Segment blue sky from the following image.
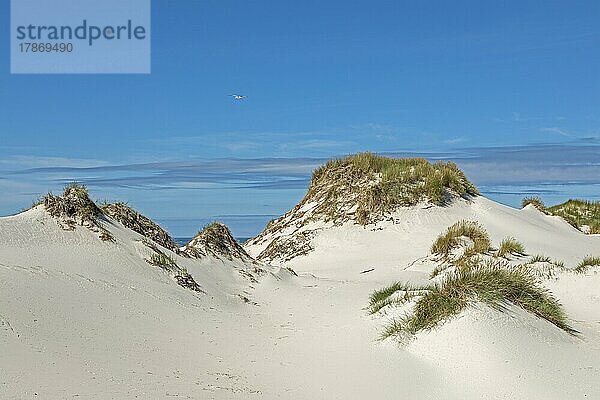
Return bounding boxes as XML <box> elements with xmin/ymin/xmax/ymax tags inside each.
<box><xmin>1</xmin><ymin>1</ymin><xmax>599</xmax><ymax>237</ymax></box>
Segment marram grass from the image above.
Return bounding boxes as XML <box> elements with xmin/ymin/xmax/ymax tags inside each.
<box><xmin>43</xmin><ymin>183</ymin><xmax>102</xmax><ymax>224</ymax></box>
<box><xmin>372</xmin><ymin>262</ymin><xmax>574</xmax><ymax>341</ymax></box>
<box><xmin>575</xmin><ymin>256</ymin><xmax>600</xmax><ymax>273</ymax></box>
<box><xmin>368</xmin><ymin>282</ymin><xmax>430</xmax><ymax>314</ymax></box>
<box><xmin>309</xmin><ymin>152</ymin><xmax>479</xmax><ymax>225</ymax></box>
<box><xmin>101</xmin><ymin>202</ymin><xmax>178</xmax><ymax>251</ymax></box>
<box><xmin>529</xmin><ymin>254</ymin><xmax>551</xmax><ymax>263</ymax></box>
<box><xmin>523</xmin><ymin>197</ymin><xmax>600</xmax><ymax>234</ymax></box>
<box><xmin>496</xmin><ymin>237</ymin><xmax>526</xmax><ymax>258</ymax></box>
<box><xmin>431</xmin><ymin>220</ymin><xmax>490</xmax><ymax>258</ymax></box>
<box><xmin>521</xmin><ymin>196</ymin><xmax>546</xmax><ymax>211</ymax></box>
<box><xmin>547</xmin><ymin>199</ymin><xmax>600</xmax><ymax>234</ymax></box>
<box><xmin>148</xmin><ymin>253</ymin><xmax>177</xmax><ymax>269</ymax></box>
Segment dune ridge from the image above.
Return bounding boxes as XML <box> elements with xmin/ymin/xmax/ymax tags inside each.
<box><xmin>1</xmin><ymin>155</ymin><xmax>599</xmax><ymax>399</ymax></box>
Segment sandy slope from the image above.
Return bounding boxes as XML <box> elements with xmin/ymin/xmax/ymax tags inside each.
<box><xmin>1</xmin><ymin>199</ymin><xmax>600</xmax><ymax>399</ymax></box>
<box><xmin>246</xmin><ymin>197</ymin><xmax>599</xmax><ymax>278</ymax></box>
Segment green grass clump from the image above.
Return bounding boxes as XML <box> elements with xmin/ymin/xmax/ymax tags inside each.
<box><xmin>496</xmin><ymin>237</ymin><xmax>526</xmax><ymax>258</ymax></box>
<box><xmin>430</xmin><ymin>255</ymin><xmax>483</xmax><ymax>278</ymax></box>
<box><xmin>522</xmin><ymin>196</ymin><xmax>546</xmax><ymax>211</ymax></box>
<box><xmin>148</xmin><ymin>253</ymin><xmax>177</xmax><ymax>269</ymax></box>
<box><xmin>370</xmin><ymin>282</ymin><xmax>410</xmax><ymax>305</ymax></box>
<box><xmin>376</xmin><ymin>263</ymin><xmax>574</xmax><ymax>340</ymax></box>
<box><xmin>431</xmin><ymin>220</ymin><xmax>490</xmax><ymax>258</ymax></box>
<box><xmin>575</xmin><ymin>256</ymin><xmax>600</xmax><ymax>273</ymax></box>
<box><xmin>309</xmin><ymin>153</ymin><xmax>479</xmax><ymax>225</ymax></box>
<box><xmin>143</xmin><ymin>243</ymin><xmax>203</xmax><ymax>293</ymax></box>
<box><xmin>368</xmin><ymin>282</ymin><xmax>429</xmax><ymax>314</ymax></box>
<box><xmin>547</xmin><ymin>199</ymin><xmax>600</xmax><ymax>234</ymax></box>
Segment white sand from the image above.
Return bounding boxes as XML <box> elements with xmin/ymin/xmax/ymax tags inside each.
<box><xmin>1</xmin><ymin>198</ymin><xmax>599</xmax><ymax>399</ymax></box>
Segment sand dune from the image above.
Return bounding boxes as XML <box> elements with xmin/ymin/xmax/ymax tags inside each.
<box><xmin>0</xmin><ymin>197</ymin><xmax>598</xmax><ymax>398</ymax></box>
<box><xmin>1</xmin><ymin>167</ymin><xmax>600</xmax><ymax>398</ymax></box>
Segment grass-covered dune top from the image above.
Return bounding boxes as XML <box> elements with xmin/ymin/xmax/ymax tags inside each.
<box><xmin>522</xmin><ymin>197</ymin><xmax>600</xmax><ymax>234</ymax></box>
<box><xmin>38</xmin><ymin>184</ymin><xmax>250</xmax><ymax>257</ymax></box>
<box><xmin>548</xmin><ymin>199</ymin><xmax>600</xmax><ymax>234</ymax></box>
<box><xmin>40</xmin><ymin>183</ymin><xmax>179</xmax><ymax>249</ymax></box>
<box><xmin>101</xmin><ymin>202</ymin><xmax>179</xmax><ymax>251</ymax></box>
<box><xmin>184</xmin><ymin>222</ymin><xmax>254</xmax><ymax>261</ymax></box>
<box><xmin>246</xmin><ymin>153</ymin><xmax>480</xmax><ymax>263</ymax></box>
<box><xmin>310</xmin><ymin>153</ymin><xmax>479</xmax><ymax>225</ymax></box>
<box><xmin>43</xmin><ymin>183</ymin><xmax>102</xmax><ymax>226</ymax></box>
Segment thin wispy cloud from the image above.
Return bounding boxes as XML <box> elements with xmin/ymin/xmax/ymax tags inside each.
<box><xmin>140</xmin><ymin>124</ymin><xmax>436</xmax><ymax>158</ymax></box>
<box><xmin>4</xmin><ymin>141</ymin><xmax>599</xmax><ymax>193</ymax></box>
<box><xmin>2</xmin><ymin>141</ymin><xmax>599</xmax><ymax>235</ymax></box>
<box><xmin>443</xmin><ymin>137</ymin><xmax>465</xmax><ymax>145</ymax></box>
<box><xmin>494</xmin><ymin>113</ymin><xmax>568</xmax><ymax>125</ymax></box>
<box><xmin>5</xmin><ymin>158</ymin><xmax>324</xmax><ymax>191</ymax></box>
<box><xmin>279</xmin><ymin>139</ymin><xmax>356</xmax><ymax>151</ymax></box>
<box><xmin>540</xmin><ymin>127</ymin><xmax>573</xmax><ymax>137</ymax></box>
<box><xmin>0</xmin><ymin>155</ymin><xmax>110</xmax><ymax>169</ymax></box>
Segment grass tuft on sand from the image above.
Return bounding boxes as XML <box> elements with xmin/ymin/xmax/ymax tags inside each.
<box><xmin>521</xmin><ymin>196</ymin><xmax>546</xmax><ymax>211</ymax></box>
<box><xmin>431</xmin><ymin>220</ymin><xmax>490</xmax><ymax>258</ymax></box>
<box><xmin>43</xmin><ymin>183</ymin><xmax>102</xmax><ymax>225</ymax></box>
<box><xmin>374</xmin><ymin>262</ymin><xmax>574</xmax><ymax>341</ymax></box>
<box><xmin>496</xmin><ymin>237</ymin><xmax>526</xmax><ymax>258</ymax></box>
<box><xmin>529</xmin><ymin>254</ymin><xmax>551</xmax><ymax>263</ymax></box>
<box><xmin>575</xmin><ymin>256</ymin><xmax>600</xmax><ymax>273</ymax></box>
<box><xmin>143</xmin><ymin>242</ymin><xmax>203</xmax><ymax>292</ymax></box>
<box><xmin>368</xmin><ymin>282</ymin><xmax>430</xmax><ymax>314</ymax></box>
<box><xmin>148</xmin><ymin>253</ymin><xmax>177</xmax><ymax>269</ymax></box>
